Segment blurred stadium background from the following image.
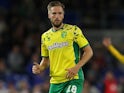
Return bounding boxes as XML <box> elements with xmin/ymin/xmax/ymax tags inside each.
<box><xmin>0</xmin><ymin>0</ymin><xmax>124</xmax><ymax>93</ymax></box>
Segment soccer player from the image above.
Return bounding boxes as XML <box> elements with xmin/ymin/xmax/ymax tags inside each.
<box><xmin>32</xmin><ymin>1</ymin><xmax>93</xmax><ymax>93</ymax></box>
<box><xmin>103</xmin><ymin>37</ymin><xmax>124</xmax><ymax>64</ymax></box>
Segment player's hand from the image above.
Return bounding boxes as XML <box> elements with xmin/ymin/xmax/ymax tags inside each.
<box><xmin>103</xmin><ymin>37</ymin><xmax>112</xmax><ymax>47</ymax></box>
<box><xmin>32</xmin><ymin>62</ymin><xmax>41</xmax><ymax>74</ymax></box>
<box><xmin>65</xmin><ymin>66</ymin><xmax>80</xmax><ymax>79</ymax></box>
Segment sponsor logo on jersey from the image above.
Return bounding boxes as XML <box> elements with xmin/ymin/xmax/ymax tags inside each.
<box><xmin>48</xmin><ymin>42</ymin><xmax>68</xmax><ymax>50</ymax></box>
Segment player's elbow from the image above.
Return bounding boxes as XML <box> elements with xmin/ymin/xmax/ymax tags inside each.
<box><xmin>87</xmin><ymin>47</ymin><xmax>93</xmax><ymax>60</ymax></box>
<box><xmin>85</xmin><ymin>45</ymin><xmax>93</xmax><ymax>58</ymax></box>
<box><xmin>89</xmin><ymin>48</ymin><xmax>93</xmax><ymax>59</ymax></box>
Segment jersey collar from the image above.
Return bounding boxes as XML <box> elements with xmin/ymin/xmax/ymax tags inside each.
<box><xmin>52</xmin><ymin>24</ymin><xmax>65</xmax><ymax>32</ymax></box>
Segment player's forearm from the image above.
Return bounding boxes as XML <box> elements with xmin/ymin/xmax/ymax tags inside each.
<box><xmin>39</xmin><ymin>57</ymin><xmax>49</xmax><ymax>71</ymax></box>
<box><xmin>108</xmin><ymin>45</ymin><xmax>124</xmax><ymax>63</ymax></box>
<box><xmin>76</xmin><ymin>46</ymin><xmax>93</xmax><ymax>68</ymax></box>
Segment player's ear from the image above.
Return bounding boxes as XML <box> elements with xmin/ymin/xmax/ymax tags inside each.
<box><xmin>48</xmin><ymin>11</ymin><xmax>51</xmax><ymax>19</ymax></box>
<box><xmin>48</xmin><ymin>10</ymin><xmax>51</xmax><ymax>19</ymax></box>
<box><xmin>48</xmin><ymin>13</ymin><xmax>50</xmax><ymax>19</ymax></box>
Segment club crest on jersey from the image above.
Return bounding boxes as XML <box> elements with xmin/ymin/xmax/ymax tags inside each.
<box><xmin>61</xmin><ymin>31</ymin><xmax>67</xmax><ymax>38</ymax></box>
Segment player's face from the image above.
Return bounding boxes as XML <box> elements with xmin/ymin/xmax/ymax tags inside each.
<box><xmin>48</xmin><ymin>6</ymin><xmax>64</xmax><ymax>28</ymax></box>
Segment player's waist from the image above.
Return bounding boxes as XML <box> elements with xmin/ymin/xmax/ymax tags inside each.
<box><xmin>50</xmin><ymin>75</ymin><xmax>79</xmax><ymax>84</ymax></box>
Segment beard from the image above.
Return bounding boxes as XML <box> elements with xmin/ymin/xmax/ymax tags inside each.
<box><xmin>51</xmin><ymin>20</ymin><xmax>63</xmax><ymax>28</ymax></box>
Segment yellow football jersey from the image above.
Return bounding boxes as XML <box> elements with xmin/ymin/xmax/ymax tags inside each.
<box><xmin>41</xmin><ymin>24</ymin><xmax>89</xmax><ymax>83</ymax></box>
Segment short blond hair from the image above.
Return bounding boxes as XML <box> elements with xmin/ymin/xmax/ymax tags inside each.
<box><xmin>47</xmin><ymin>1</ymin><xmax>65</xmax><ymax>11</ymax></box>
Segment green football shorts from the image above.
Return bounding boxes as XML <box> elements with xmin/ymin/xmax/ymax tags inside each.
<box><xmin>49</xmin><ymin>79</ymin><xmax>84</xmax><ymax>93</ymax></box>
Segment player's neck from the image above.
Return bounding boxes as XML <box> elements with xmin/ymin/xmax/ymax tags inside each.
<box><xmin>52</xmin><ymin>23</ymin><xmax>64</xmax><ymax>31</ymax></box>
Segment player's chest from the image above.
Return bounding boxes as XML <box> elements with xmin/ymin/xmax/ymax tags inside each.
<box><xmin>45</xmin><ymin>31</ymin><xmax>74</xmax><ymax>45</ymax></box>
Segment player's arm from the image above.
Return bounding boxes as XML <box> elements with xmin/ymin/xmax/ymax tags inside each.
<box><xmin>107</xmin><ymin>45</ymin><xmax>124</xmax><ymax>64</ymax></box>
<box><xmin>39</xmin><ymin>57</ymin><xmax>50</xmax><ymax>71</ymax></box>
<box><xmin>103</xmin><ymin>37</ymin><xmax>124</xmax><ymax>64</ymax></box>
<box><xmin>66</xmin><ymin>44</ymin><xmax>93</xmax><ymax>79</ymax></box>
<box><xmin>32</xmin><ymin>57</ymin><xmax>49</xmax><ymax>74</ymax></box>
<box><xmin>40</xmin><ymin>33</ymin><xmax>50</xmax><ymax>71</ymax></box>
<box><xmin>66</xmin><ymin>26</ymin><xmax>93</xmax><ymax>79</ymax></box>
<box><xmin>76</xmin><ymin>45</ymin><xmax>93</xmax><ymax>68</ymax></box>
<box><xmin>32</xmin><ymin>34</ymin><xmax>50</xmax><ymax>74</ymax></box>
<box><xmin>75</xmin><ymin>26</ymin><xmax>93</xmax><ymax>67</ymax></box>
